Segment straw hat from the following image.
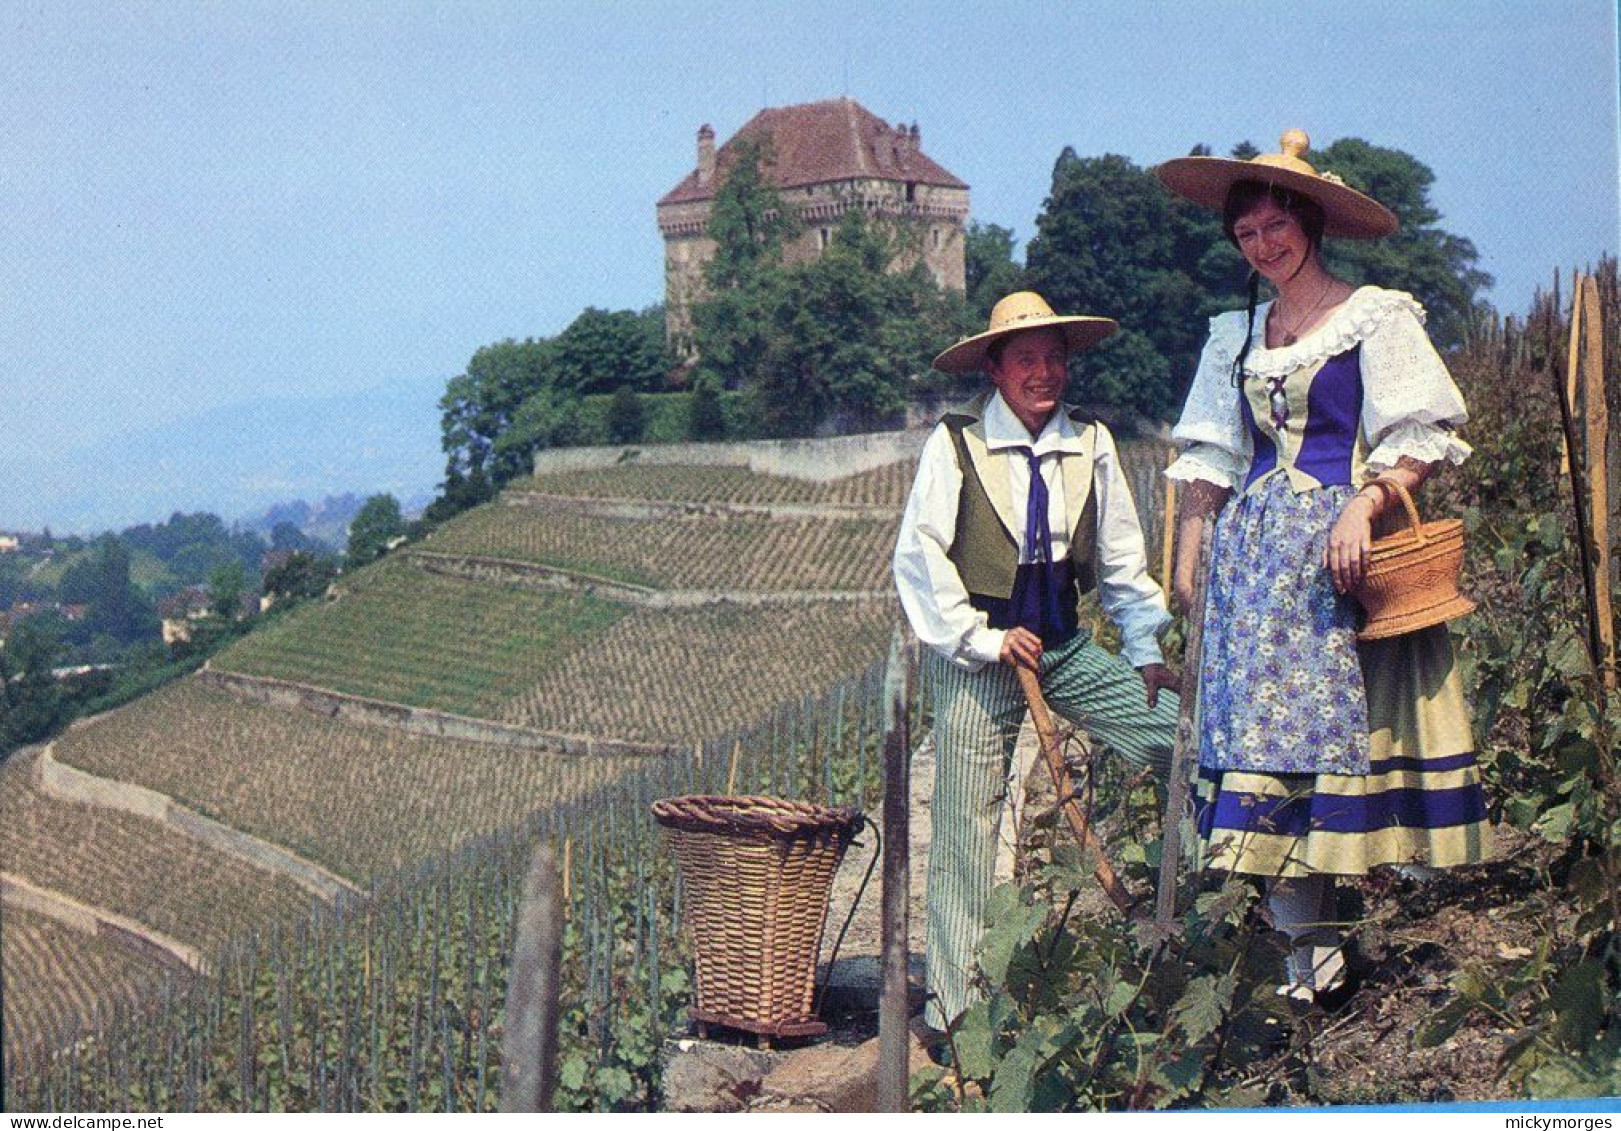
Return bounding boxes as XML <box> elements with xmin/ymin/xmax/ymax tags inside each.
<box><xmin>932</xmin><ymin>291</ymin><xmax>1117</xmax><ymax>375</ymax></box>
<box><xmin>1155</xmin><ymin>129</ymin><xmax>1398</xmax><ymax>240</ymax></box>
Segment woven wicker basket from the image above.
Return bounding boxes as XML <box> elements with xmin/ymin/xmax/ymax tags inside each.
<box><xmin>651</xmin><ymin>795</ymin><xmax>863</xmax><ymax>1045</ymax></box>
<box><xmin>1354</xmin><ymin>478</ymin><xmax>1476</xmax><ymax>641</ymax></box>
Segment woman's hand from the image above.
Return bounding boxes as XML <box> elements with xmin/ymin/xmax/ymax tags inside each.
<box><xmin>999</xmin><ymin>627</ymin><xmax>1044</xmax><ymax>672</ymax></box>
<box><xmin>1325</xmin><ymin>492</ymin><xmax>1378</xmax><ymax>594</ymax></box>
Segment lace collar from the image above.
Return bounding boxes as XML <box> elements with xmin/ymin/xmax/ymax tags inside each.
<box><xmin>1236</xmin><ymin>286</ymin><xmax>1425</xmax><ymax>379</ymax></box>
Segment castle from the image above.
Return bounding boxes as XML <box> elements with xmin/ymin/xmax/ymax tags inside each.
<box><xmin>657</xmin><ymin>97</ymin><xmax>970</xmax><ymax>352</ymax></box>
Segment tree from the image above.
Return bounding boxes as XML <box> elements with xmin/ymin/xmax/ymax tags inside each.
<box><xmin>208</xmin><ymin>560</ymin><xmax>247</xmax><ymax>621</ymax></box>
<box><xmin>439</xmin><ymin>338</ymin><xmax>558</xmax><ymax>488</ymax></box>
<box><xmin>263</xmin><ymin>551</ymin><xmax>337</xmax><ymax>603</ymax></box>
<box><xmin>0</xmin><ymin>620</ymin><xmax>66</xmax><ymax>753</ymax></box>
<box><xmin>964</xmin><ymin>221</ymin><xmax>1025</xmax><ymax>321</ymax></box>
<box><xmin>702</xmin><ymin>136</ymin><xmax>801</xmax><ymax>290</ymax></box>
<box><xmin>550</xmin><ymin>307</ymin><xmax>668</xmax><ymax>396</ymax></box>
<box><xmin>57</xmin><ymin>536</ymin><xmax>157</xmax><ymax>644</ymax></box>
<box><xmin>607</xmin><ymin>385</ymin><xmax>644</xmax><ymax>443</ymax></box>
<box><xmin>688</xmin><ymin>377</ymin><xmax>726</xmax><ymax>441</ymax></box>
<box><xmin>698</xmin><ymin>208</ymin><xmax>961</xmax><ymax>437</ymax></box>
<box><xmin>346</xmin><ymin>494</ymin><xmax>406</xmax><ymax>570</ymax></box>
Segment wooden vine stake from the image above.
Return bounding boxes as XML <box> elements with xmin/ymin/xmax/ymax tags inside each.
<box><xmin>1014</xmin><ymin>665</ymin><xmax>1134</xmax><ymax>914</ymax></box>
<box><xmin>1566</xmin><ymin>273</ymin><xmax>1615</xmax><ymax>689</ymax></box>
<box><xmin>1154</xmin><ymin>517</ymin><xmax>1213</xmax><ymax>935</ymax></box>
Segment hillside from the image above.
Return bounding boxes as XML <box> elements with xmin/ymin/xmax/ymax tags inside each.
<box><xmin>0</xmin><ymin>434</ymin><xmax>941</xmax><ymax>1069</ymax></box>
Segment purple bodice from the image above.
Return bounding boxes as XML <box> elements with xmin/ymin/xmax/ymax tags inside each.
<box><xmin>1241</xmin><ymin>345</ymin><xmax>1365</xmax><ymax>492</ymax></box>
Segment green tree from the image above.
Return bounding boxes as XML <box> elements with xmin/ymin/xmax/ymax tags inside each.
<box><xmin>964</xmin><ymin>221</ymin><xmax>1025</xmax><ymax>321</ymax></box>
<box><xmin>345</xmin><ymin>494</ymin><xmax>407</xmax><ymax>570</ymax></box>
<box><xmin>688</xmin><ymin>377</ymin><xmax>727</xmax><ymax>441</ymax></box>
<box><xmin>702</xmin><ymin>136</ymin><xmax>800</xmax><ymax>290</ymax></box>
<box><xmin>606</xmin><ymin>385</ymin><xmax>644</xmax><ymax>443</ymax></box>
<box><xmin>551</xmin><ymin>307</ymin><xmax>668</xmax><ymax>396</ymax></box>
<box><xmin>208</xmin><ymin>560</ymin><xmax>248</xmax><ymax>620</ymax></box>
<box><xmin>439</xmin><ymin>337</ymin><xmax>558</xmax><ymax>487</ymax></box>
<box><xmin>262</xmin><ymin>551</ymin><xmax>337</xmax><ymax>604</ymax></box>
<box><xmin>57</xmin><ymin>536</ymin><xmax>157</xmax><ymax>644</ymax></box>
<box><xmin>0</xmin><ymin>620</ymin><xmax>66</xmax><ymax>753</ymax></box>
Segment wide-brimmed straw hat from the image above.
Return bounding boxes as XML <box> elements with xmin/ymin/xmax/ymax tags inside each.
<box><xmin>932</xmin><ymin>291</ymin><xmax>1117</xmax><ymax>375</ymax></box>
<box><xmin>1155</xmin><ymin>129</ymin><xmax>1398</xmax><ymax>240</ymax></box>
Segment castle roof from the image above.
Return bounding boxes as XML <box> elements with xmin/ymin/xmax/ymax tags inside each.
<box><xmin>659</xmin><ymin>97</ymin><xmax>968</xmax><ymax>206</ymax></box>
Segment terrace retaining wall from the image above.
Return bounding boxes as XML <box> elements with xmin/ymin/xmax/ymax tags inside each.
<box><xmin>1</xmin><ymin>872</ymin><xmax>207</xmax><ymax>974</ymax></box>
<box><xmin>408</xmin><ymin>551</ymin><xmax>893</xmax><ymax>609</ymax></box>
<box><xmin>198</xmin><ymin>667</ymin><xmax>685</xmax><ymax>758</ymax></box>
<box><xmin>530</xmin><ymin>429</ymin><xmax>926</xmax><ymax>481</ymax></box>
<box><xmin>36</xmin><ymin>745</ymin><xmax>362</xmax><ymax>903</ymax></box>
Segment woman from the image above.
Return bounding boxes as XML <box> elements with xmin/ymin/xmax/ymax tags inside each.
<box><xmin>1155</xmin><ymin>131</ymin><xmax>1490</xmax><ymax>1003</ymax></box>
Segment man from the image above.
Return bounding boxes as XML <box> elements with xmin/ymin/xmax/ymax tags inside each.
<box><xmin>892</xmin><ymin>291</ymin><xmax>1180</xmax><ymax>1033</ymax></box>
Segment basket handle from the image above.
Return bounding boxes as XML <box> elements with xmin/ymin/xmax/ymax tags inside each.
<box><xmin>1371</xmin><ymin>477</ymin><xmax>1426</xmax><ymax>544</ymax></box>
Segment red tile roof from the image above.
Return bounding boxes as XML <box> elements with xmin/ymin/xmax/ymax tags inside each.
<box><xmin>660</xmin><ymin>97</ymin><xmax>967</xmax><ymax>206</ymax></box>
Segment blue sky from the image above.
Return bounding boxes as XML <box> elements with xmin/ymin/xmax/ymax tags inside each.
<box><xmin>2</xmin><ymin>0</ymin><xmax>1617</xmax><ymax>532</ymax></box>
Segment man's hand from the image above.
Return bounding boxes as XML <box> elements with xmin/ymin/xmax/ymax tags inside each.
<box><xmin>999</xmin><ymin>627</ymin><xmax>1043</xmax><ymax>672</ymax></box>
<box><xmin>1139</xmin><ymin>662</ymin><xmax>1179</xmax><ymax>710</ymax></box>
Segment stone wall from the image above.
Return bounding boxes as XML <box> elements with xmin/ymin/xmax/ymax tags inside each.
<box><xmin>531</xmin><ymin>428</ymin><xmax>925</xmax><ymax>481</ymax></box>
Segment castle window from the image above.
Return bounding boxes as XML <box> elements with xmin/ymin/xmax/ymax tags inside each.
<box><xmin>932</xmin><ymin>227</ymin><xmax>941</xmax><ymax>250</ymax></box>
<box><xmin>819</xmin><ymin>228</ymin><xmax>831</xmax><ymax>249</ymax></box>
<box><xmin>905</xmin><ymin>181</ymin><xmax>916</xmax><ymax>202</ymax></box>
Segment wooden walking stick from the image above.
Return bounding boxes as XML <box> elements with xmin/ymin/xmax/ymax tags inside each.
<box><xmin>1014</xmin><ymin>664</ymin><xmax>1134</xmax><ymax>915</ymax></box>
<box><xmin>1154</xmin><ymin>518</ymin><xmax>1213</xmax><ymax>935</ymax></box>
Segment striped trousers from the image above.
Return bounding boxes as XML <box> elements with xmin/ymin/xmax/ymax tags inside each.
<box><xmin>924</xmin><ymin>632</ymin><xmax>1177</xmax><ymax>1030</ymax></box>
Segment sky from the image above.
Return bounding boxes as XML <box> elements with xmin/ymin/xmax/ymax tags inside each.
<box><xmin>2</xmin><ymin>0</ymin><xmax>1617</xmax><ymax>532</ymax></box>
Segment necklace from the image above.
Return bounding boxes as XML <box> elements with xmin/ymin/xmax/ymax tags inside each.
<box><xmin>1270</xmin><ymin>279</ymin><xmax>1338</xmax><ymax>346</ymax></box>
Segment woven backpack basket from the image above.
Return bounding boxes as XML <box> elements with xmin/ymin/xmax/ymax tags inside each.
<box><xmin>651</xmin><ymin>794</ymin><xmax>863</xmax><ymax>1045</ymax></box>
<box><xmin>1354</xmin><ymin>478</ymin><xmax>1476</xmax><ymax>641</ymax></box>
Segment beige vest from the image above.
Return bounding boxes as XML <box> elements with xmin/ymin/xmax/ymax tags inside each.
<box><xmin>940</xmin><ymin>391</ymin><xmax>1099</xmax><ymax>602</ymax></box>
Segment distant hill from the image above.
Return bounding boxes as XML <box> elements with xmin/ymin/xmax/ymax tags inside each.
<box><xmin>0</xmin><ymin>379</ymin><xmax>445</xmax><ymax>535</ymax></box>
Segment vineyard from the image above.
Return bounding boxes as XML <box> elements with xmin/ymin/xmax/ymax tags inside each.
<box><xmin>5</xmin><ymin>445</ymin><xmax>934</xmax><ymax>1108</ymax></box>
<box><xmin>1</xmin><ymin>909</ymin><xmax>189</xmax><ymax>1061</ymax></box>
<box><xmin>525</xmin><ymin>461</ymin><xmax>917</xmax><ymax>507</ymax></box>
<box><xmin>496</xmin><ymin>599</ymin><xmax>897</xmax><ymax>742</ymax></box>
<box><xmin>5</xmin><ymin>656</ymin><xmax>908</xmax><ymax>1111</ymax></box>
<box><xmin>417</xmin><ymin>502</ymin><xmax>897</xmax><ymax>593</ymax></box>
<box><xmin>212</xmin><ymin>557</ymin><xmax>631</xmax><ymax>717</ymax></box>
<box><xmin>47</xmin><ymin>680</ymin><xmax>637</xmax><ymax>880</ymax></box>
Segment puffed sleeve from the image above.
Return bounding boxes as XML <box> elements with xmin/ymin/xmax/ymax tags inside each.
<box><xmin>1359</xmin><ymin>294</ymin><xmax>1472</xmax><ymax>471</ymax></box>
<box><xmin>1166</xmin><ymin>310</ymin><xmax>1252</xmax><ymax>491</ymax></box>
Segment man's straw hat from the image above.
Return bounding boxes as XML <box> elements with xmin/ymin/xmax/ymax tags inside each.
<box><xmin>932</xmin><ymin>291</ymin><xmax>1117</xmax><ymax>375</ymax></box>
<box><xmin>1155</xmin><ymin>129</ymin><xmax>1398</xmax><ymax>240</ymax></box>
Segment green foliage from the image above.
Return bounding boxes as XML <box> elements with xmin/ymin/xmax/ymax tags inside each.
<box><xmin>0</xmin><ymin>620</ymin><xmax>68</xmax><ymax>755</ymax></box>
<box><xmin>696</xmin><ymin>207</ymin><xmax>961</xmax><ymax>437</ymax></box>
<box><xmin>549</xmin><ymin>307</ymin><xmax>667</xmax><ymax>397</ymax></box>
<box><xmin>606</xmin><ymin>386</ymin><xmax>644</xmax><ymax>444</ymax></box>
<box><xmin>687</xmin><ymin>378</ymin><xmax>726</xmax><ymax>441</ymax></box>
<box><xmin>964</xmin><ymin>222</ymin><xmax>1025</xmax><ymax>322</ymax></box>
<box><xmin>262</xmin><ymin>551</ymin><xmax>338</xmax><ymax>604</ymax></box>
<box><xmin>345</xmin><ymin>495</ymin><xmax>407</xmax><ymax>570</ymax></box>
<box><xmin>914</xmin><ymin>870</ymin><xmax>1278</xmax><ymax>1112</ymax></box>
<box><xmin>701</xmin><ymin>136</ymin><xmax>801</xmax><ymax>291</ymax></box>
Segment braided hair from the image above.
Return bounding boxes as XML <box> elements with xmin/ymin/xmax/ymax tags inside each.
<box><xmin>1222</xmin><ymin>180</ymin><xmax>1327</xmax><ymax>385</ymax></box>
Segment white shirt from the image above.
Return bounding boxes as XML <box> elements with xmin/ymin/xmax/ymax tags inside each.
<box><xmin>892</xmin><ymin>392</ymin><xmax>1172</xmax><ymax>672</ymax></box>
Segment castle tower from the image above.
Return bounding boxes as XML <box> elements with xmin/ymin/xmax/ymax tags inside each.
<box><xmin>657</xmin><ymin>97</ymin><xmax>970</xmax><ymax>356</ymax></box>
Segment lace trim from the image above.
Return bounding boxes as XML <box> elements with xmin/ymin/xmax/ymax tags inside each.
<box><xmin>1365</xmin><ymin>422</ymin><xmax>1473</xmax><ymax>471</ymax></box>
<box><xmin>1166</xmin><ymin>446</ymin><xmax>1245</xmax><ymax>490</ymax></box>
<box><xmin>1235</xmin><ymin>286</ymin><xmax>1426</xmax><ymax>380</ymax></box>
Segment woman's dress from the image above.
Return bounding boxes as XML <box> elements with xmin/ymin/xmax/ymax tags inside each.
<box><xmin>1167</xmin><ymin>286</ymin><xmax>1490</xmax><ymax>877</ymax></box>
